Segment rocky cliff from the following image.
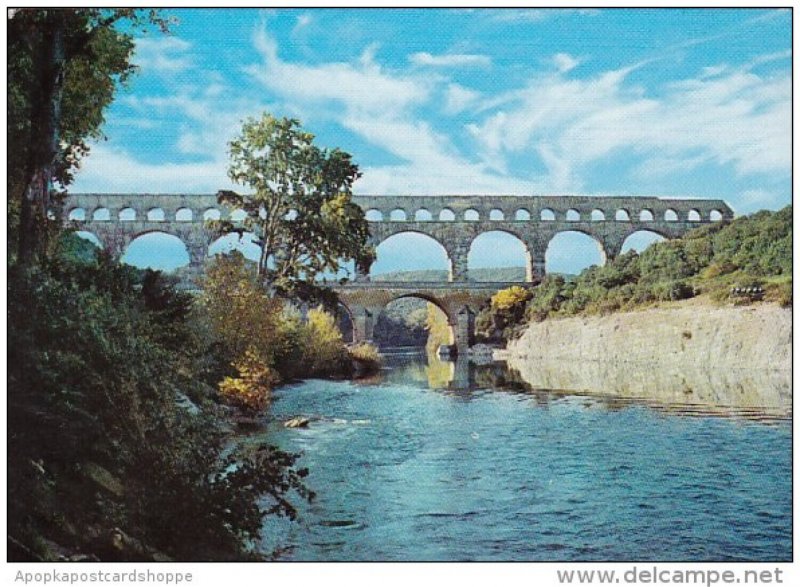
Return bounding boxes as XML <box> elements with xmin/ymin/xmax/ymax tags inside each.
<box><xmin>497</xmin><ymin>302</ymin><xmax>791</xmax><ymax>414</ymax></box>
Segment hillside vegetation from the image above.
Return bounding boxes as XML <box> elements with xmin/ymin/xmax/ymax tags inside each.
<box><xmin>480</xmin><ymin>206</ymin><xmax>792</xmax><ymax>341</ymax></box>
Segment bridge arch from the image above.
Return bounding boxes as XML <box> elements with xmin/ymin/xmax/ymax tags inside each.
<box><xmin>415</xmin><ymin>208</ymin><xmax>433</xmax><ymax>221</ymax></box>
<box><xmin>375</xmin><ymin>294</ymin><xmax>455</xmax><ymax>349</ymax></box>
<box><xmin>639</xmin><ymin>209</ymin><xmax>654</xmax><ymax>222</ymax></box>
<box><xmin>687</xmin><ymin>209</ymin><xmax>701</xmax><ymax>222</ymax></box>
<box><xmin>203</xmin><ymin>208</ymin><xmax>221</xmax><ymax>221</ymax></box>
<box><xmin>664</xmin><ymin>209</ymin><xmax>678</xmax><ymax>222</ymax></box>
<box><xmin>439</xmin><ymin>208</ymin><xmax>456</xmax><ymax>221</ymax></box>
<box><xmin>546</xmin><ymin>230</ymin><xmax>606</xmax><ymax>275</ymax></box>
<box><xmin>515</xmin><ymin>208</ymin><xmax>531</xmax><ymax>221</ymax></box>
<box><xmin>175</xmin><ymin>207</ymin><xmax>193</xmax><ymax>222</ymax></box>
<box><xmin>122</xmin><ymin>230</ymin><xmax>190</xmax><ymax>271</ymax></box>
<box><xmin>615</xmin><ymin>209</ymin><xmax>630</xmax><ymax>221</ymax></box>
<box><xmin>147</xmin><ymin>208</ymin><xmax>165</xmax><ymax>222</ymax></box>
<box><xmin>540</xmin><ymin>208</ymin><xmax>556</xmax><ymax>221</ymax></box>
<box><xmin>365</xmin><ymin>209</ymin><xmax>383</xmax><ymax>221</ymax></box>
<box><xmin>464</xmin><ymin>208</ymin><xmax>480</xmax><ymax>221</ymax></box>
<box><xmin>370</xmin><ymin>230</ymin><xmax>452</xmax><ymax>281</ymax></box>
<box><xmin>119</xmin><ymin>207</ymin><xmax>136</xmax><ymax>221</ymax></box>
<box><xmin>591</xmin><ymin>209</ymin><xmax>606</xmax><ymax>221</ymax></box>
<box><xmin>709</xmin><ymin>209</ymin><xmax>723</xmax><ymax>221</ymax></box>
<box><xmin>389</xmin><ymin>208</ymin><xmax>407</xmax><ymax>221</ymax></box>
<box><xmin>489</xmin><ymin>208</ymin><xmax>505</xmax><ymax>221</ymax></box>
<box><xmin>468</xmin><ymin>230</ymin><xmax>532</xmax><ymax>282</ymax></box>
<box><xmin>92</xmin><ymin>207</ymin><xmax>110</xmax><ymax>221</ymax></box>
<box><xmin>566</xmin><ymin>208</ymin><xmax>581</xmax><ymax>222</ymax></box>
<box><xmin>75</xmin><ymin>230</ymin><xmax>104</xmax><ymax>248</ymax></box>
<box><xmin>68</xmin><ymin>207</ymin><xmax>86</xmax><ymax>221</ymax></box>
<box><xmin>621</xmin><ymin>229</ymin><xmax>667</xmax><ymax>254</ymax></box>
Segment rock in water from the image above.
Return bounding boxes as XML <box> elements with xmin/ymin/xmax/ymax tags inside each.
<box><xmin>284</xmin><ymin>416</ymin><xmax>311</xmax><ymax>429</ymax></box>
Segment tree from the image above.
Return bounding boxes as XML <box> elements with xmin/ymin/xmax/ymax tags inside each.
<box><xmin>199</xmin><ymin>253</ymin><xmax>285</xmax><ymax>411</ymax></box>
<box><xmin>7</xmin><ymin>8</ymin><xmax>171</xmax><ymax>263</ymax></box>
<box><xmin>214</xmin><ymin>114</ymin><xmax>375</xmax><ymax>299</ymax></box>
<box><xmin>7</xmin><ymin>245</ymin><xmax>312</xmax><ymax>560</ymax></box>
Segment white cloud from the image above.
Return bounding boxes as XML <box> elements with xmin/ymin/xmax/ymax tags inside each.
<box><xmin>737</xmin><ymin>189</ymin><xmax>788</xmax><ymax>213</ymax></box>
<box><xmin>466</xmin><ymin>59</ymin><xmax>790</xmax><ymax>190</ymax></box>
<box><xmin>133</xmin><ymin>36</ymin><xmax>193</xmax><ymax>74</ymax></box>
<box><xmin>249</xmin><ymin>28</ymin><xmax>429</xmax><ymax>116</ymax></box>
<box><xmin>294</xmin><ymin>13</ymin><xmax>312</xmax><ymax>31</ymax></box>
<box><xmin>552</xmin><ymin>53</ymin><xmax>580</xmax><ymax>73</ymax></box>
<box><xmin>443</xmin><ymin>83</ymin><xmax>480</xmax><ymax>115</ymax></box>
<box><xmin>488</xmin><ymin>9</ymin><xmax>600</xmax><ymax>23</ymax></box>
<box><xmin>246</xmin><ymin>26</ymin><xmax>547</xmax><ymax>195</ymax></box>
<box><xmin>409</xmin><ymin>52</ymin><xmax>491</xmax><ymax>68</ymax></box>
<box><xmin>70</xmin><ymin>144</ymin><xmax>234</xmax><ymax>193</ymax></box>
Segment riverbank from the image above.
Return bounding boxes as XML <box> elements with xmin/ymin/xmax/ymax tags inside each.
<box><xmin>496</xmin><ymin>300</ymin><xmax>791</xmax><ymax>414</ymax></box>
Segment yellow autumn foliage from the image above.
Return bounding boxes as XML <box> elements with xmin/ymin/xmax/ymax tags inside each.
<box><xmin>490</xmin><ymin>285</ymin><xmax>532</xmax><ymax>311</ymax></box>
<box><xmin>304</xmin><ymin>306</ymin><xmax>349</xmax><ymax>375</ymax></box>
<box><xmin>424</xmin><ymin>303</ymin><xmax>452</xmax><ymax>355</ymax></box>
<box><xmin>218</xmin><ymin>347</ymin><xmax>280</xmax><ymax>411</ymax></box>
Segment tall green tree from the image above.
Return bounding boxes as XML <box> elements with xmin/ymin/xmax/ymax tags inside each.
<box><xmin>214</xmin><ymin>114</ymin><xmax>375</xmax><ymax>299</ymax></box>
<box><xmin>7</xmin><ymin>8</ymin><xmax>170</xmax><ymax>263</ymax></box>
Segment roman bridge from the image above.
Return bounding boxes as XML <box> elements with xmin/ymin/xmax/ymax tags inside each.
<box><xmin>61</xmin><ymin>193</ymin><xmax>733</xmax><ymax>353</ymax></box>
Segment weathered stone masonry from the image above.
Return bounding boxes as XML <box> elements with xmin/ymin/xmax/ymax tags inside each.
<box><xmin>62</xmin><ymin>193</ymin><xmax>733</xmax><ymax>352</ymax></box>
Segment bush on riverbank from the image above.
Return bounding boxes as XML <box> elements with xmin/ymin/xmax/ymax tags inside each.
<box><xmin>476</xmin><ymin>285</ymin><xmax>533</xmax><ymax>342</ymax></box>
<box><xmin>7</xmin><ymin>239</ymin><xmax>312</xmax><ymax>561</ymax></box>
<box><xmin>200</xmin><ymin>254</ymin><xmax>373</xmax><ymax>406</ymax></box>
<box><xmin>348</xmin><ymin>342</ymin><xmax>382</xmax><ymax>375</ymax></box>
<box><xmin>516</xmin><ymin>206</ymin><xmax>792</xmax><ymax>329</ymax></box>
<box><xmin>304</xmin><ymin>306</ymin><xmax>351</xmax><ymax>376</ymax></box>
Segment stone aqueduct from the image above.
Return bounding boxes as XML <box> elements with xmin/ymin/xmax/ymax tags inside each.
<box><xmin>62</xmin><ymin>193</ymin><xmax>733</xmax><ymax>353</ymax></box>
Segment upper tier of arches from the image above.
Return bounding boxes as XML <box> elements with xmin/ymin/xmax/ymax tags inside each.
<box><xmin>61</xmin><ymin>194</ymin><xmax>734</xmax><ymax>230</ymax></box>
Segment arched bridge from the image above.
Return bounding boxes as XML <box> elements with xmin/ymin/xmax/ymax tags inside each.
<box><xmin>61</xmin><ymin>193</ymin><xmax>733</xmax><ymax>353</ymax></box>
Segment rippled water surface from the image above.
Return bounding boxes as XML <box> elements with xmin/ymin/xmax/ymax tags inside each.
<box><xmin>254</xmin><ymin>354</ymin><xmax>791</xmax><ymax>561</ymax></box>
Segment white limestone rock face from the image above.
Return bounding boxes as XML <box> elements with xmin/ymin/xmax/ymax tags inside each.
<box><xmin>498</xmin><ymin>302</ymin><xmax>791</xmax><ymax>414</ymax></box>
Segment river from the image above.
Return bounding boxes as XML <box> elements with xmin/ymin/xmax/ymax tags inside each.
<box><xmin>250</xmin><ymin>352</ymin><xmax>791</xmax><ymax>561</ymax></box>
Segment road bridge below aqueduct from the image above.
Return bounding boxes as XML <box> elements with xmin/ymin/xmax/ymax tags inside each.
<box><xmin>61</xmin><ymin>193</ymin><xmax>733</xmax><ymax>353</ymax></box>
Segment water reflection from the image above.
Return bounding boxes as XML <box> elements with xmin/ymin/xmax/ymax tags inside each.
<box><xmin>373</xmin><ymin>350</ymin><xmax>791</xmax><ymax>422</ymax></box>
<box><xmin>504</xmin><ymin>354</ymin><xmax>792</xmax><ymax>421</ymax></box>
<box><xmin>376</xmin><ymin>350</ymin><xmax>502</xmax><ymax>392</ymax></box>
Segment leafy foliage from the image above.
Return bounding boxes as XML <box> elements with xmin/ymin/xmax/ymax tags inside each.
<box><xmin>476</xmin><ymin>286</ymin><xmax>533</xmax><ymax>342</ymax></box>
<box><xmin>511</xmin><ymin>206</ymin><xmax>792</xmax><ymax>331</ymax></box>
<box><xmin>348</xmin><ymin>343</ymin><xmax>382</xmax><ymax>369</ymax></box>
<box><xmin>7</xmin><ymin>239</ymin><xmax>311</xmax><ymax>561</ymax></box>
<box><xmin>304</xmin><ymin>307</ymin><xmax>351</xmax><ymax>376</ymax></box>
<box><xmin>211</xmin><ymin>113</ymin><xmax>374</xmax><ymax>300</ymax></box>
<box><xmin>7</xmin><ymin>8</ymin><xmax>171</xmax><ymax>261</ymax></box>
<box><xmin>200</xmin><ymin>254</ymin><xmax>361</xmax><ymax>408</ymax></box>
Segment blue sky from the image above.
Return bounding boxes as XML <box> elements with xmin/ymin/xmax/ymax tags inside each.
<box><xmin>70</xmin><ymin>8</ymin><xmax>791</xmax><ymax>274</ymax></box>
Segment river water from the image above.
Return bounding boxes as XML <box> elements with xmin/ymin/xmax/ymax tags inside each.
<box><xmin>253</xmin><ymin>352</ymin><xmax>791</xmax><ymax>561</ymax></box>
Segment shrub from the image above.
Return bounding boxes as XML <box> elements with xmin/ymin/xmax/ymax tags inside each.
<box><xmin>348</xmin><ymin>343</ymin><xmax>382</xmax><ymax>374</ymax></box>
<box><xmin>219</xmin><ymin>348</ymin><xmax>280</xmax><ymax>412</ymax></box>
<box><xmin>769</xmin><ymin>280</ymin><xmax>793</xmax><ymax>307</ymax></box>
<box><xmin>7</xmin><ymin>251</ymin><xmax>311</xmax><ymax>561</ymax></box>
<box><xmin>304</xmin><ymin>306</ymin><xmax>350</xmax><ymax>376</ymax></box>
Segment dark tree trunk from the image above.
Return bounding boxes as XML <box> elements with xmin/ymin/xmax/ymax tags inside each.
<box><xmin>18</xmin><ymin>10</ymin><xmax>66</xmax><ymax>264</ymax></box>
